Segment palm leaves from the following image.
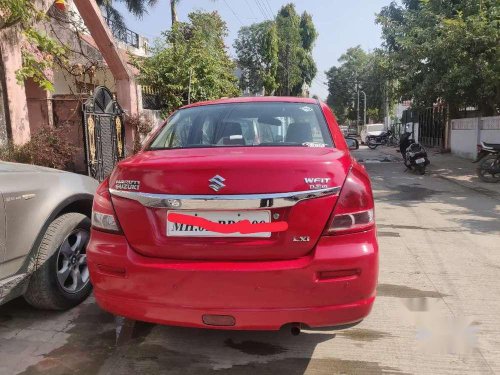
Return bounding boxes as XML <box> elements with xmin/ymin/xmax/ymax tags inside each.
<box><xmin>95</xmin><ymin>0</ymin><xmax>159</xmax><ymax>30</ymax></box>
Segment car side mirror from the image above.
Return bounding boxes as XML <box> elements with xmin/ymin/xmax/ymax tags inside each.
<box><xmin>346</xmin><ymin>137</ymin><xmax>359</xmax><ymax>150</ymax></box>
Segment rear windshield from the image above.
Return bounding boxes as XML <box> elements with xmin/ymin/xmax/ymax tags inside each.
<box><xmin>148</xmin><ymin>102</ymin><xmax>333</xmax><ymax>150</ymax></box>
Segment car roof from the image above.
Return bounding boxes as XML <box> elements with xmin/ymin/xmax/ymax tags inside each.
<box><xmin>181</xmin><ymin>96</ymin><xmax>319</xmax><ymax>110</ymax></box>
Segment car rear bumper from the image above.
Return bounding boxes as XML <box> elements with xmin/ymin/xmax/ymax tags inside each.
<box><xmin>87</xmin><ymin>229</ymin><xmax>378</xmax><ymax>330</ymax></box>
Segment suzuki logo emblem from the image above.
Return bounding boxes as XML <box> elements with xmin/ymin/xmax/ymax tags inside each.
<box><xmin>209</xmin><ymin>175</ymin><xmax>226</xmax><ymax>192</ymax></box>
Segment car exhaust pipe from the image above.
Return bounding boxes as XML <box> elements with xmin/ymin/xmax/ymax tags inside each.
<box><xmin>290</xmin><ymin>324</ymin><xmax>301</xmax><ymax>336</ymax></box>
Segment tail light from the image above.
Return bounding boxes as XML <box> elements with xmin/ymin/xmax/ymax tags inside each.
<box><xmin>323</xmin><ymin>166</ymin><xmax>374</xmax><ymax>235</ymax></box>
<box><xmin>92</xmin><ymin>179</ymin><xmax>122</xmax><ymax>233</ymax></box>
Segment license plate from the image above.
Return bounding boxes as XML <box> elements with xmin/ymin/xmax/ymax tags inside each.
<box><xmin>167</xmin><ymin>210</ymin><xmax>271</xmax><ymax>238</ymax></box>
<box><xmin>416</xmin><ymin>158</ymin><xmax>426</xmax><ymax>164</ymax></box>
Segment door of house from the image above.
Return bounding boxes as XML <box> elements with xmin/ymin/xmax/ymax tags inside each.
<box><xmin>82</xmin><ymin>86</ymin><xmax>125</xmax><ymax>181</ymax></box>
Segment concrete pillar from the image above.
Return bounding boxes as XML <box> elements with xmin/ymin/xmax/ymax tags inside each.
<box><xmin>0</xmin><ymin>27</ymin><xmax>30</xmax><ymax>145</ymax></box>
<box><xmin>116</xmin><ymin>78</ymin><xmax>138</xmax><ymax>154</ymax></box>
<box><xmin>73</xmin><ymin>0</ymin><xmax>138</xmax><ymax>155</ymax></box>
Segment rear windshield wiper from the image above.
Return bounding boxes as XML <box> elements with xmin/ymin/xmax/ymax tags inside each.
<box><xmin>148</xmin><ymin>144</ymin><xmax>216</xmax><ymax>150</ymax></box>
<box><xmin>258</xmin><ymin>142</ymin><xmax>303</xmax><ymax>146</ymax></box>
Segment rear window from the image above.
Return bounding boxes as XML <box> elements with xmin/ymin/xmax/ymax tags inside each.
<box><xmin>148</xmin><ymin>102</ymin><xmax>333</xmax><ymax>150</ymax></box>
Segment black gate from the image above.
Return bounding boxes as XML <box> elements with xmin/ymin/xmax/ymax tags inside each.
<box><xmin>401</xmin><ymin>106</ymin><xmax>447</xmax><ymax>148</ymax></box>
<box><xmin>83</xmin><ymin>86</ymin><xmax>125</xmax><ymax>181</ymax></box>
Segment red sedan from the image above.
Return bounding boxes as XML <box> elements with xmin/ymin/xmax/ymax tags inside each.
<box><xmin>87</xmin><ymin>97</ymin><xmax>378</xmax><ymax>332</ymax></box>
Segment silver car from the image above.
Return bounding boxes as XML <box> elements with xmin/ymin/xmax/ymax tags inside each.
<box><xmin>0</xmin><ymin>162</ymin><xmax>98</xmax><ymax>309</ymax></box>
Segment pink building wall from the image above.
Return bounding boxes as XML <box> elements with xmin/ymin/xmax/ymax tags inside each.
<box><xmin>1</xmin><ymin>0</ymin><xmax>138</xmax><ymax>154</ymax></box>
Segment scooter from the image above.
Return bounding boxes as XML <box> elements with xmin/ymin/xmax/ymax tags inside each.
<box><xmin>399</xmin><ymin>132</ymin><xmax>430</xmax><ymax>175</ymax></box>
<box><xmin>473</xmin><ymin>142</ymin><xmax>500</xmax><ymax>183</ymax></box>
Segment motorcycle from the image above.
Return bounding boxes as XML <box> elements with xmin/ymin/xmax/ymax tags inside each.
<box><xmin>473</xmin><ymin>142</ymin><xmax>500</xmax><ymax>183</ymax></box>
<box><xmin>366</xmin><ymin>130</ymin><xmax>393</xmax><ymax>149</ymax></box>
<box><xmin>399</xmin><ymin>132</ymin><xmax>430</xmax><ymax>175</ymax></box>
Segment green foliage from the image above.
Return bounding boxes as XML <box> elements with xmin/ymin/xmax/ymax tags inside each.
<box><xmin>326</xmin><ymin>47</ymin><xmax>389</xmax><ymax>124</ymax></box>
<box><xmin>234</xmin><ymin>21</ymin><xmax>278</xmax><ymax>95</ymax></box>
<box><xmin>234</xmin><ymin>3</ymin><xmax>318</xmax><ymax>97</ymax></box>
<box><xmin>131</xmin><ymin>11</ymin><xmax>240</xmax><ymax>115</ymax></box>
<box><xmin>377</xmin><ymin>0</ymin><xmax>499</xmax><ymax>115</ymax></box>
<box><xmin>0</xmin><ymin>0</ymin><xmax>67</xmax><ymax>92</ymax></box>
<box><xmin>96</xmin><ymin>0</ymin><xmax>160</xmax><ymax>33</ymax></box>
<box><xmin>299</xmin><ymin>11</ymin><xmax>317</xmax><ymax>52</ymax></box>
<box><xmin>0</xmin><ymin>0</ymin><xmax>40</xmax><ymax>29</ymax></box>
<box><xmin>16</xmin><ymin>28</ymin><xmax>67</xmax><ymax>91</ymax></box>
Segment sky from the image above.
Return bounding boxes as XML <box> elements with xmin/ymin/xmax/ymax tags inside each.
<box><xmin>116</xmin><ymin>0</ymin><xmax>391</xmax><ymax>100</ymax></box>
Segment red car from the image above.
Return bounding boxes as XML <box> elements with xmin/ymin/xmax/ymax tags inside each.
<box><xmin>88</xmin><ymin>97</ymin><xmax>378</xmax><ymax>332</ymax></box>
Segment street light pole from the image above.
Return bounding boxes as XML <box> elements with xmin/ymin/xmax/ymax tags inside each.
<box><xmin>360</xmin><ymin>90</ymin><xmax>367</xmax><ymax>125</ymax></box>
<box><xmin>356</xmin><ymin>84</ymin><xmax>360</xmax><ymax>129</ymax></box>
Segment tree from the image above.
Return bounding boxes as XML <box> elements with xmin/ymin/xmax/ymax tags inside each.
<box><xmin>234</xmin><ymin>3</ymin><xmax>318</xmax><ymax>97</ymax></box>
<box><xmin>275</xmin><ymin>3</ymin><xmax>300</xmax><ymax>95</ymax></box>
<box><xmin>326</xmin><ymin>47</ymin><xmax>388</xmax><ymax>124</ymax></box>
<box><xmin>131</xmin><ymin>11</ymin><xmax>239</xmax><ymax>115</ymax></box>
<box><xmin>170</xmin><ymin>0</ymin><xmax>178</xmax><ymax>25</ymax></box>
<box><xmin>377</xmin><ymin>0</ymin><xmax>499</xmax><ymax>115</ymax></box>
<box><xmin>96</xmin><ymin>0</ymin><xmax>159</xmax><ymax>31</ymax></box>
<box><xmin>234</xmin><ymin>21</ymin><xmax>278</xmax><ymax>95</ymax></box>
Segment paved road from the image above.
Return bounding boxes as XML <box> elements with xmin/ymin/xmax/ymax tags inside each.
<box><xmin>1</xmin><ymin>146</ymin><xmax>499</xmax><ymax>374</ymax></box>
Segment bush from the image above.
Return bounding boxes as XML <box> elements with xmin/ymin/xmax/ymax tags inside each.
<box><xmin>0</xmin><ymin>126</ymin><xmax>77</xmax><ymax>170</ymax></box>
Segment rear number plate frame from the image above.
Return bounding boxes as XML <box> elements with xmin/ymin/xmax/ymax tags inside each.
<box><xmin>166</xmin><ymin>210</ymin><xmax>271</xmax><ymax>238</ymax></box>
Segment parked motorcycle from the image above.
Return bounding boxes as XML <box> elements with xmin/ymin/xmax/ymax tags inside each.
<box><xmin>367</xmin><ymin>130</ymin><xmax>394</xmax><ymax>149</ymax></box>
<box><xmin>473</xmin><ymin>142</ymin><xmax>500</xmax><ymax>183</ymax></box>
<box><xmin>399</xmin><ymin>132</ymin><xmax>430</xmax><ymax>175</ymax></box>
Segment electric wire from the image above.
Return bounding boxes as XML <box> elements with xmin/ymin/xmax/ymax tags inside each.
<box><xmin>222</xmin><ymin>0</ymin><xmax>244</xmax><ymax>25</ymax></box>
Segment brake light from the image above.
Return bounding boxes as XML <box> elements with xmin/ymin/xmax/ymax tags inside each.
<box><xmin>92</xmin><ymin>179</ymin><xmax>122</xmax><ymax>233</ymax></box>
<box><xmin>323</xmin><ymin>166</ymin><xmax>374</xmax><ymax>235</ymax></box>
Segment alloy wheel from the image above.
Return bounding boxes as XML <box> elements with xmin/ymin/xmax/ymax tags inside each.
<box><xmin>56</xmin><ymin>229</ymin><xmax>90</xmax><ymax>293</ymax></box>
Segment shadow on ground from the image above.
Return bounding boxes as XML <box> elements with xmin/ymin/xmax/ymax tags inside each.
<box><xmin>0</xmin><ymin>297</ymin><xmax>407</xmax><ymax>375</ymax></box>
<box><xmin>364</xmin><ymin>163</ymin><xmax>500</xmax><ymax>235</ymax></box>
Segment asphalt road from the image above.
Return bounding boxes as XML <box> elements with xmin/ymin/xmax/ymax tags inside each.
<box><xmin>1</xmin><ymin>146</ymin><xmax>499</xmax><ymax>374</ymax></box>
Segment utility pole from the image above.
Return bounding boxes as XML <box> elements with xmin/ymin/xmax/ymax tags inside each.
<box><xmin>356</xmin><ymin>83</ymin><xmax>360</xmax><ymax>131</ymax></box>
<box><xmin>188</xmin><ymin>68</ymin><xmax>192</xmax><ymax>105</ymax></box>
<box><xmin>385</xmin><ymin>82</ymin><xmax>390</xmax><ymax>127</ymax></box>
<box><xmin>285</xmin><ymin>46</ymin><xmax>290</xmax><ymax>96</ymax></box>
<box><xmin>360</xmin><ymin>90</ymin><xmax>367</xmax><ymax>125</ymax></box>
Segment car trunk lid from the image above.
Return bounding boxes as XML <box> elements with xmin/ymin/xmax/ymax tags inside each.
<box><xmin>109</xmin><ymin>147</ymin><xmax>350</xmax><ymax>260</ymax></box>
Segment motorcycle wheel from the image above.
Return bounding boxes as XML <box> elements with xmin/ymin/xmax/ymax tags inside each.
<box><xmin>477</xmin><ymin>155</ymin><xmax>500</xmax><ymax>183</ymax></box>
<box><xmin>417</xmin><ymin>165</ymin><xmax>426</xmax><ymax>175</ymax></box>
<box><xmin>368</xmin><ymin>140</ymin><xmax>378</xmax><ymax>150</ymax></box>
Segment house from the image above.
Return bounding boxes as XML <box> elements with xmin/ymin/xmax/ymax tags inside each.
<box><xmin>0</xmin><ymin>0</ymin><xmax>162</xmax><ymax>175</ymax></box>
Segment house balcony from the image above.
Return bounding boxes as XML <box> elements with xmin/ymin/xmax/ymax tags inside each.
<box><xmin>103</xmin><ymin>17</ymin><xmax>149</xmax><ymax>56</ymax></box>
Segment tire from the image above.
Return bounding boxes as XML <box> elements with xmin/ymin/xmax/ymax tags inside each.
<box><xmin>368</xmin><ymin>140</ymin><xmax>378</xmax><ymax>150</ymax></box>
<box><xmin>24</xmin><ymin>213</ymin><xmax>92</xmax><ymax>310</ymax></box>
<box><xmin>477</xmin><ymin>155</ymin><xmax>500</xmax><ymax>183</ymax></box>
<box><xmin>417</xmin><ymin>165</ymin><xmax>426</xmax><ymax>175</ymax></box>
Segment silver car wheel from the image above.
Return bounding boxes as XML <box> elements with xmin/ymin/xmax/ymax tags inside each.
<box><xmin>56</xmin><ymin>229</ymin><xmax>90</xmax><ymax>294</ymax></box>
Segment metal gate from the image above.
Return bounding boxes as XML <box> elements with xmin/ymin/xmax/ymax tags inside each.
<box><xmin>418</xmin><ymin>106</ymin><xmax>447</xmax><ymax>148</ymax></box>
<box><xmin>401</xmin><ymin>106</ymin><xmax>447</xmax><ymax>148</ymax></box>
<box><xmin>82</xmin><ymin>86</ymin><xmax>125</xmax><ymax>181</ymax></box>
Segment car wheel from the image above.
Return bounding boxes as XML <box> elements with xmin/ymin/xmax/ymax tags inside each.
<box><xmin>24</xmin><ymin>213</ymin><xmax>92</xmax><ymax>310</ymax></box>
